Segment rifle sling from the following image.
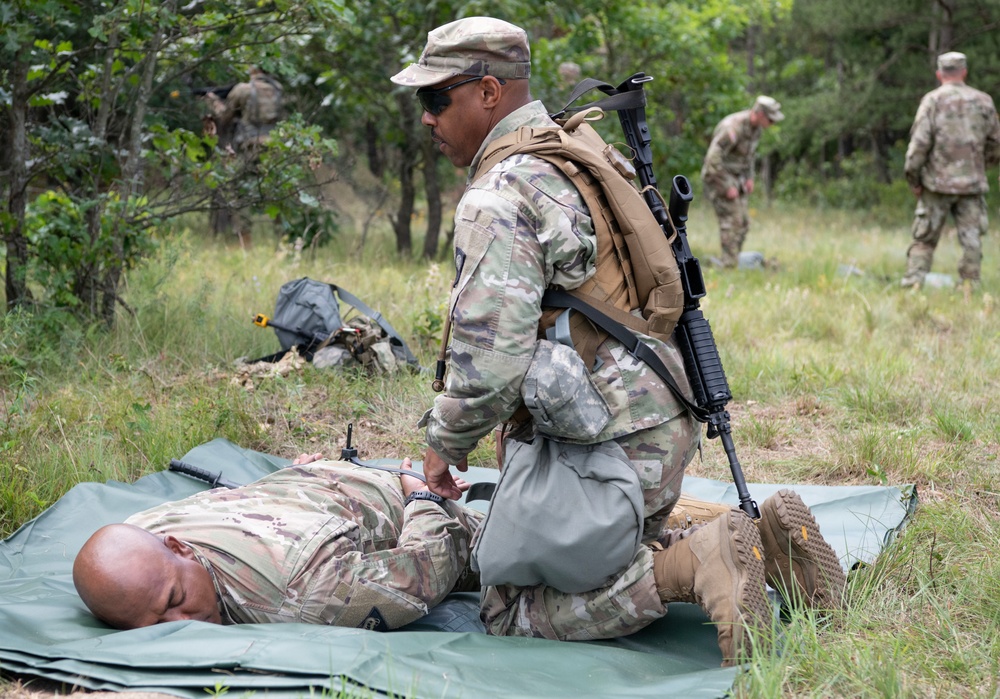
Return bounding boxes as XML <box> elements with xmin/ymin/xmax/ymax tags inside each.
<box><xmin>551</xmin><ymin>78</ymin><xmax>646</xmax><ymax>119</ymax></box>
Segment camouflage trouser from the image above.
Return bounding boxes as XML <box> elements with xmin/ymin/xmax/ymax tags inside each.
<box><xmin>480</xmin><ymin>410</ymin><xmax>701</xmax><ymax>640</ymax></box>
<box><xmin>706</xmin><ymin>187</ymin><xmax>750</xmax><ymax>267</ymax></box>
<box><xmin>903</xmin><ymin>191</ymin><xmax>988</xmax><ymax>285</ymax></box>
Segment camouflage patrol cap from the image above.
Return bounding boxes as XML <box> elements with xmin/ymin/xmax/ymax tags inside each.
<box><xmin>752</xmin><ymin>95</ymin><xmax>785</xmax><ymax>123</ymax></box>
<box><xmin>937</xmin><ymin>51</ymin><xmax>967</xmax><ymax>72</ymax></box>
<box><xmin>390</xmin><ymin>17</ymin><xmax>531</xmax><ymax>87</ymax></box>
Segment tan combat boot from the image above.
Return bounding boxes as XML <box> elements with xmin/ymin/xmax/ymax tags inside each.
<box><xmin>668</xmin><ymin>490</ymin><xmax>846</xmax><ymax>610</ymax></box>
<box><xmin>666</xmin><ymin>493</ymin><xmax>732</xmax><ymax>530</ymax></box>
<box><xmin>652</xmin><ymin>510</ymin><xmax>771</xmax><ymax>667</ymax></box>
<box><xmin>757</xmin><ymin>489</ymin><xmax>846</xmax><ymax>610</ymax></box>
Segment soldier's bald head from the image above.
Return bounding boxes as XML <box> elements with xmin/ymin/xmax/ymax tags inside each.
<box><xmin>73</xmin><ymin>523</ymin><xmax>221</xmax><ymax>629</ymax></box>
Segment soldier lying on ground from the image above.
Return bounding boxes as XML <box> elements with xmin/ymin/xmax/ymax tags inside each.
<box><xmin>73</xmin><ymin>454</ymin><xmax>481</xmax><ymax>630</ymax></box>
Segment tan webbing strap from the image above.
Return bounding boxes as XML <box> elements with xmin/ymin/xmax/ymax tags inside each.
<box><xmin>474</xmin><ymin>126</ymin><xmax>549</xmax><ymax>181</ymax></box>
<box><xmin>475</xmin><ymin>118</ymin><xmax>685</xmax><ymax>364</ymax></box>
<box><xmin>560</xmin><ymin>161</ymin><xmax>639</xmax><ymax>313</ymax></box>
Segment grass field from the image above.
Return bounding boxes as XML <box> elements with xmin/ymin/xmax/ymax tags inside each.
<box><xmin>2</xmin><ymin>197</ymin><xmax>999</xmax><ymax>697</ymax></box>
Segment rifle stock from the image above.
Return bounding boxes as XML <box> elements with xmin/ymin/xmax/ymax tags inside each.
<box><xmin>612</xmin><ymin>73</ymin><xmax>760</xmax><ymax>520</ymax></box>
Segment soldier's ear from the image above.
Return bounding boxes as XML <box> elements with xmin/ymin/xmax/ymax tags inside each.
<box><xmin>163</xmin><ymin>535</ymin><xmax>196</xmax><ymax>560</ymax></box>
<box><xmin>480</xmin><ymin>76</ymin><xmax>505</xmax><ymax>108</ymax></box>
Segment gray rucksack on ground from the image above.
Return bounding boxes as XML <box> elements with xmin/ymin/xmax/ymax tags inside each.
<box><xmin>252</xmin><ymin>277</ymin><xmax>421</xmax><ymax>373</ymax></box>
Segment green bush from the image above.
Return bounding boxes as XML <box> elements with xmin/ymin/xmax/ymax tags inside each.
<box><xmin>772</xmin><ymin>150</ymin><xmax>913</xmax><ymax>217</ymax></box>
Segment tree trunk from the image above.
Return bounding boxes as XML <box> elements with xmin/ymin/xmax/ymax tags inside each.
<box><xmin>931</xmin><ymin>0</ymin><xmax>956</xmax><ymax>57</ymax></box>
<box><xmin>871</xmin><ymin>128</ymin><xmax>892</xmax><ymax>184</ymax></box>
<box><xmin>4</xmin><ymin>55</ymin><xmax>31</xmax><ymax>311</ymax></box>
<box><xmin>421</xmin><ymin>137</ymin><xmax>442</xmax><ymax>260</ymax></box>
<box><xmin>79</xmin><ymin>29</ymin><xmax>119</xmax><ymax>313</ymax></box>
<box><xmin>760</xmin><ymin>153</ymin><xmax>773</xmax><ymax>203</ymax></box>
<box><xmin>365</xmin><ymin>119</ymin><xmax>383</xmax><ymax>178</ymax></box>
<box><xmin>98</xmin><ymin>3</ymin><xmax>172</xmax><ymax>325</ymax></box>
<box><xmin>391</xmin><ymin>92</ymin><xmax>418</xmax><ymax>257</ymax></box>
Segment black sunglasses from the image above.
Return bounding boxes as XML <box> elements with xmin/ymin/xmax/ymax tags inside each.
<box><xmin>416</xmin><ymin>76</ymin><xmax>506</xmax><ymax>116</ymax></box>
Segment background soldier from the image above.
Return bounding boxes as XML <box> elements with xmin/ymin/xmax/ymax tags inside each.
<box><xmin>206</xmin><ymin>65</ymin><xmax>284</xmax><ymax>151</ymax></box>
<box><xmin>701</xmin><ymin>95</ymin><xmax>784</xmax><ymax>268</ymax></box>
<box><xmin>204</xmin><ymin>66</ymin><xmax>284</xmax><ymax>247</ymax></box>
<box><xmin>902</xmin><ymin>51</ymin><xmax>1000</xmax><ymax>290</ymax></box>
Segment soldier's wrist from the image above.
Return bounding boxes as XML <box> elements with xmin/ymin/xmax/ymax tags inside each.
<box><xmin>404</xmin><ymin>490</ymin><xmax>446</xmax><ymax>508</ymax></box>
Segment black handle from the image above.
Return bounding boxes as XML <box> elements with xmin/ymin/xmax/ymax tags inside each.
<box><xmin>168</xmin><ymin>459</ymin><xmax>242</xmax><ymax>489</ymax></box>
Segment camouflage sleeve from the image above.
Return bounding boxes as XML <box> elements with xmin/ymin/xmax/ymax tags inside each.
<box><xmin>905</xmin><ymin>95</ymin><xmax>934</xmax><ymax>188</ymax></box>
<box><xmin>424</xmin><ymin>156</ymin><xmax>596</xmax><ymax>463</ymax></box>
<box><xmin>292</xmin><ymin>499</ymin><xmax>478</xmax><ymax>629</ymax></box>
<box><xmin>984</xmin><ymin>97</ymin><xmax>1000</xmax><ymax>168</ymax></box>
<box><xmin>701</xmin><ymin>124</ymin><xmax>739</xmax><ymax>192</ymax></box>
<box><xmin>216</xmin><ymin>82</ymin><xmax>249</xmax><ymax>128</ymax></box>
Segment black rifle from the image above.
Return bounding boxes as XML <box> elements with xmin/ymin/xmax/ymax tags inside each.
<box><xmin>191</xmin><ymin>84</ymin><xmax>235</xmax><ymax>100</ymax></box>
<box><xmin>582</xmin><ymin>73</ymin><xmax>760</xmax><ymax>520</ymax></box>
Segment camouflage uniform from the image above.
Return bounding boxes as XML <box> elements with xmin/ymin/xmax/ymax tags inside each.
<box><xmin>209</xmin><ymin>71</ymin><xmax>284</xmax><ymax>244</ymax></box>
<box><xmin>903</xmin><ymin>63</ymin><xmax>1000</xmax><ymax>285</ymax></box>
<box><xmin>700</xmin><ymin>110</ymin><xmax>761</xmax><ymax>268</ymax></box>
<box><xmin>218</xmin><ymin>73</ymin><xmax>284</xmax><ymax>149</ymax></box>
<box><xmin>421</xmin><ymin>100</ymin><xmax>700</xmax><ymax>639</ymax></box>
<box><xmin>126</xmin><ymin>461</ymin><xmax>481</xmax><ymax>630</ymax></box>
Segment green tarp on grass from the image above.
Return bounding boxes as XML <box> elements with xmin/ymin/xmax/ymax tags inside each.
<box><xmin>0</xmin><ymin>438</ymin><xmax>916</xmax><ymax>698</ymax></box>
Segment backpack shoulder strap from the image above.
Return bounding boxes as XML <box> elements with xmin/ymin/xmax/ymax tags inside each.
<box><xmin>475</xmin><ymin>124</ymin><xmax>564</xmax><ymax>180</ymax></box>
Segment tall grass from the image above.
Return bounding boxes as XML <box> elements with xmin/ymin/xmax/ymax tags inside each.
<box><xmin>2</xmin><ymin>198</ymin><xmax>1000</xmax><ymax>696</ymax></box>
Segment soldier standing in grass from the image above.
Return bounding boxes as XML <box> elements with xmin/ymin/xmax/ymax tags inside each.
<box><xmin>902</xmin><ymin>51</ymin><xmax>1000</xmax><ymax>290</ymax></box>
<box><xmin>393</xmin><ymin>17</ymin><xmax>843</xmax><ymax>666</ymax></box>
<box><xmin>701</xmin><ymin>96</ymin><xmax>784</xmax><ymax>268</ymax></box>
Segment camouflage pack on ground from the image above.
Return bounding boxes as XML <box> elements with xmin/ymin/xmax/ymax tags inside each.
<box><xmin>252</xmin><ymin>278</ymin><xmax>421</xmax><ymax>375</ymax></box>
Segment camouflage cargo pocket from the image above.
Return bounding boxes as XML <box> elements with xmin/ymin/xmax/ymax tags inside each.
<box><xmin>520</xmin><ymin>340</ymin><xmax>611</xmax><ymax>441</ymax></box>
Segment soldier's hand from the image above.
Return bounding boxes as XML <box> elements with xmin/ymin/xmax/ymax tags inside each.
<box><xmin>744</xmin><ymin>178</ymin><xmax>755</xmax><ymax>195</ymax></box>
<box><xmin>292</xmin><ymin>452</ymin><xmax>324</xmax><ymax>465</ymax></box>
<box><xmin>400</xmin><ymin>456</ymin><xmax>470</xmax><ymax>499</ymax></box>
<box><xmin>725</xmin><ymin>186</ymin><xmax>739</xmax><ymax>200</ymax></box>
<box><xmin>421</xmin><ymin>447</ymin><xmax>468</xmax><ymax>500</ymax></box>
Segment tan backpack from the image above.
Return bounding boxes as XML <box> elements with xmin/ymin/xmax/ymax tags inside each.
<box><xmin>475</xmin><ymin>109</ymin><xmax>683</xmax><ymax>367</ymax></box>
